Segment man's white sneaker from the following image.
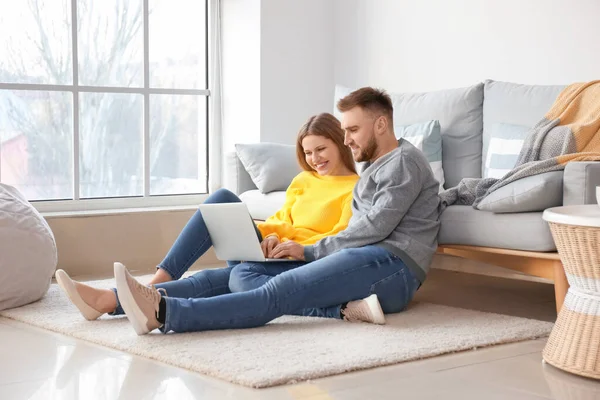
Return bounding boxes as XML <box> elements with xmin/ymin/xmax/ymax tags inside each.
<box><xmin>342</xmin><ymin>294</ymin><xmax>386</xmax><ymax>325</ymax></box>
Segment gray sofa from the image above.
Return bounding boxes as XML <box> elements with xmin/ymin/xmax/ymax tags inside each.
<box><xmin>224</xmin><ymin>80</ymin><xmax>600</xmax><ymax>311</ymax></box>
<box><xmin>223</xmin><ymin>80</ymin><xmax>600</xmax><ymax>309</ymax></box>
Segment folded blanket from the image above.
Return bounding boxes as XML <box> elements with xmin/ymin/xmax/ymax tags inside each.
<box><xmin>440</xmin><ymin>80</ymin><xmax>600</xmax><ymax>209</ymax></box>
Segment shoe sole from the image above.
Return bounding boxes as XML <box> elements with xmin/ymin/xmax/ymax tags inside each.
<box><xmin>365</xmin><ymin>294</ymin><xmax>386</xmax><ymax>325</ymax></box>
<box><xmin>114</xmin><ymin>262</ymin><xmax>151</xmax><ymax>335</ymax></box>
<box><xmin>55</xmin><ymin>269</ymin><xmax>103</xmax><ymax>321</ymax></box>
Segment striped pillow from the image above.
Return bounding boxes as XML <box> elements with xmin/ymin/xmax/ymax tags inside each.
<box><xmin>484</xmin><ymin>123</ymin><xmax>530</xmax><ymax>179</ymax></box>
<box><xmin>395</xmin><ymin>120</ymin><xmax>445</xmax><ymax>192</ymax></box>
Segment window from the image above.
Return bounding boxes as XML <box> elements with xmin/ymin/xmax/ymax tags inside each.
<box><xmin>0</xmin><ymin>0</ymin><xmax>209</xmax><ymax>210</ymax></box>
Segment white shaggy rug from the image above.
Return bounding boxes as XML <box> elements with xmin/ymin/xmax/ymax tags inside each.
<box><xmin>0</xmin><ymin>274</ymin><xmax>554</xmax><ymax>388</ymax></box>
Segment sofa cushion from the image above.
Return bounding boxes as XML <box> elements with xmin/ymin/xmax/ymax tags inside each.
<box><xmin>439</xmin><ymin>205</ymin><xmax>556</xmax><ymax>251</ymax></box>
<box><xmin>484</xmin><ymin>123</ymin><xmax>530</xmax><ymax>179</ymax></box>
<box><xmin>335</xmin><ymin>84</ymin><xmax>483</xmax><ymax>189</ymax></box>
<box><xmin>235</xmin><ymin>143</ymin><xmax>301</xmax><ymax>194</ymax></box>
<box><xmin>396</xmin><ymin>120</ymin><xmax>444</xmax><ymax>192</ymax></box>
<box><xmin>482</xmin><ymin>80</ymin><xmax>565</xmax><ymax>176</ymax></box>
<box><xmin>240</xmin><ymin>190</ymin><xmax>559</xmax><ymax>251</ymax></box>
<box><xmin>477</xmin><ymin>171</ymin><xmax>564</xmax><ymax>213</ymax></box>
<box><xmin>239</xmin><ymin>190</ymin><xmax>286</xmax><ymax>221</ymax></box>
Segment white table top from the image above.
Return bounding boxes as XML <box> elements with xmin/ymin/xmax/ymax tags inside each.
<box><xmin>543</xmin><ymin>204</ymin><xmax>600</xmax><ymax>227</ymax></box>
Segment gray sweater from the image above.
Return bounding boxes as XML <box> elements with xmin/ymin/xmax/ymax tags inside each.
<box><xmin>304</xmin><ymin>139</ymin><xmax>441</xmax><ymax>283</ymax></box>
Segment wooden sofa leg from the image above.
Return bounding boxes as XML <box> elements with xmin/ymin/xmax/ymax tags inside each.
<box><xmin>553</xmin><ymin>260</ymin><xmax>569</xmax><ymax>314</ymax></box>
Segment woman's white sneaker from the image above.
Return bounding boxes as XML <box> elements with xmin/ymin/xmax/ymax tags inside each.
<box><xmin>55</xmin><ymin>269</ymin><xmax>104</xmax><ymax>321</ymax></box>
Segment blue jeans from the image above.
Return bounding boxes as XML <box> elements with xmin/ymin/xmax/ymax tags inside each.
<box><xmin>228</xmin><ymin>261</ymin><xmax>342</xmax><ymax>318</ymax></box>
<box><xmin>111</xmin><ymin>188</ymin><xmax>343</xmax><ymax>318</ymax></box>
<box><xmin>161</xmin><ymin>245</ymin><xmax>421</xmax><ymax>333</ymax></box>
<box><xmin>111</xmin><ymin>188</ymin><xmax>246</xmax><ymax>315</ymax></box>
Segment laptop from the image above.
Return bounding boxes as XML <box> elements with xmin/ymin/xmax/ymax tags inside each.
<box><xmin>197</xmin><ymin>203</ymin><xmax>298</xmax><ymax>262</ymax></box>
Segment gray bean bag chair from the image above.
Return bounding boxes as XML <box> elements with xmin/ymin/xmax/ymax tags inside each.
<box><xmin>0</xmin><ymin>183</ymin><xmax>57</xmax><ymax>310</ymax></box>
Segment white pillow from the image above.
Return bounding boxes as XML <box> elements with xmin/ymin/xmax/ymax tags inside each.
<box><xmin>396</xmin><ymin>120</ymin><xmax>445</xmax><ymax>192</ymax></box>
<box><xmin>0</xmin><ymin>183</ymin><xmax>57</xmax><ymax>310</ymax></box>
<box><xmin>484</xmin><ymin>123</ymin><xmax>530</xmax><ymax>179</ymax></box>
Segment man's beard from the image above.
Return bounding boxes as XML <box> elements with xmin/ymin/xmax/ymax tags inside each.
<box><xmin>355</xmin><ymin>135</ymin><xmax>378</xmax><ymax>163</ymax></box>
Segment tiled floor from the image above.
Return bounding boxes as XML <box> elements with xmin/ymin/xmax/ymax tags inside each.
<box><xmin>2</xmin><ymin>268</ymin><xmax>598</xmax><ymax>400</ymax></box>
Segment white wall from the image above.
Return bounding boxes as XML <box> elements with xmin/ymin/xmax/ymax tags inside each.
<box><xmin>221</xmin><ymin>0</ymin><xmax>261</xmax><ymax>151</ymax></box>
<box><xmin>260</xmin><ymin>0</ymin><xmax>335</xmax><ymax>144</ymax></box>
<box><xmin>334</xmin><ymin>0</ymin><xmax>600</xmax><ymax>93</ymax></box>
<box><xmin>221</xmin><ymin>0</ymin><xmax>335</xmax><ymax>151</ymax></box>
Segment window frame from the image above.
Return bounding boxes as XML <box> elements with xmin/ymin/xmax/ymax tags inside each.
<box><xmin>0</xmin><ymin>0</ymin><xmax>211</xmax><ymax>213</ymax></box>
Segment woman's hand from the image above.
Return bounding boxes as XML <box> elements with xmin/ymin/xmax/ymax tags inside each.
<box><xmin>261</xmin><ymin>236</ymin><xmax>280</xmax><ymax>258</ymax></box>
<box><xmin>271</xmin><ymin>241</ymin><xmax>305</xmax><ymax>261</ymax></box>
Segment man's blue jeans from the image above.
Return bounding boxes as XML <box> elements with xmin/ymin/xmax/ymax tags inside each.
<box><xmin>160</xmin><ymin>245</ymin><xmax>421</xmax><ymax>333</ymax></box>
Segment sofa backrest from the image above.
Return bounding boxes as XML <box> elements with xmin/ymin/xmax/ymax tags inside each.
<box><xmin>227</xmin><ymin>81</ymin><xmax>572</xmax><ymax>195</ymax></box>
<box><xmin>482</xmin><ymin>80</ymin><xmax>565</xmax><ymax>176</ymax></box>
<box><xmin>335</xmin><ymin>84</ymin><xmax>484</xmax><ymax>189</ymax></box>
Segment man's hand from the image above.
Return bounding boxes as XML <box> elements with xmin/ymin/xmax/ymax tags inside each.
<box><xmin>270</xmin><ymin>241</ymin><xmax>305</xmax><ymax>261</ymax></box>
<box><xmin>261</xmin><ymin>236</ymin><xmax>280</xmax><ymax>258</ymax></box>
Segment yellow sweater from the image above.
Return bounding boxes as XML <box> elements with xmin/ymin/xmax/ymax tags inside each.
<box><xmin>257</xmin><ymin>171</ymin><xmax>359</xmax><ymax>245</ymax></box>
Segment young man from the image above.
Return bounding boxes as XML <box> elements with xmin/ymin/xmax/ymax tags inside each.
<box><xmin>115</xmin><ymin>87</ymin><xmax>441</xmax><ymax>335</ymax></box>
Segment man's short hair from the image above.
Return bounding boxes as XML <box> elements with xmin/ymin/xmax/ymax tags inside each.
<box><xmin>336</xmin><ymin>87</ymin><xmax>393</xmax><ymax>125</ymax></box>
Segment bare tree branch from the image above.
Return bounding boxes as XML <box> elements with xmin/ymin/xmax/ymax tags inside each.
<box><xmin>28</xmin><ymin>0</ymin><xmax>65</xmax><ymax>83</ymax></box>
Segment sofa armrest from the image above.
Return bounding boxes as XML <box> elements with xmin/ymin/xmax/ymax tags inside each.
<box><xmin>223</xmin><ymin>151</ymin><xmax>257</xmax><ymax>195</ymax></box>
<box><xmin>563</xmin><ymin>161</ymin><xmax>600</xmax><ymax>205</ymax></box>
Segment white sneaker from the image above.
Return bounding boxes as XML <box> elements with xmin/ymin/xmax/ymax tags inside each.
<box><xmin>342</xmin><ymin>294</ymin><xmax>386</xmax><ymax>325</ymax></box>
<box><xmin>55</xmin><ymin>269</ymin><xmax>103</xmax><ymax>321</ymax></box>
<box><xmin>114</xmin><ymin>262</ymin><xmax>163</xmax><ymax>335</ymax></box>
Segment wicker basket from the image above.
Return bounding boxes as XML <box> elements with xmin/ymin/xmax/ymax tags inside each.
<box><xmin>542</xmin><ymin>222</ymin><xmax>600</xmax><ymax>380</ymax></box>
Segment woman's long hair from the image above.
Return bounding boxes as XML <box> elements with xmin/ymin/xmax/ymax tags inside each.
<box><xmin>296</xmin><ymin>113</ymin><xmax>356</xmax><ymax>174</ymax></box>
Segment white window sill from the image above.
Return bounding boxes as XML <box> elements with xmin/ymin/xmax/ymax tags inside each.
<box><xmin>33</xmin><ymin>193</ymin><xmax>210</xmax><ymax>218</ymax></box>
<box><xmin>41</xmin><ymin>204</ymin><xmax>201</xmax><ymax>219</ymax></box>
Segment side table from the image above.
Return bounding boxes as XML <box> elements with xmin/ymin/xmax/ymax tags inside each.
<box><xmin>542</xmin><ymin>205</ymin><xmax>600</xmax><ymax>379</ymax></box>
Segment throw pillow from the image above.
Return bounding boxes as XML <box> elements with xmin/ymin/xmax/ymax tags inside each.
<box><xmin>396</xmin><ymin>120</ymin><xmax>445</xmax><ymax>192</ymax></box>
<box><xmin>235</xmin><ymin>143</ymin><xmax>301</xmax><ymax>194</ymax></box>
<box><xmin>476</xmin><ymin>171</ymin><xmax>564</xmax><ymax>213</ymax></box>
<box><xmin>484</xmin><ymin>123</ymin><xmax>530</xmax><ymax>179</ymax></box>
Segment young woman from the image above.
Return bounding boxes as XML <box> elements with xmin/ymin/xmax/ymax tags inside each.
<box><xmin>56</xmin><ymin>113</ymin><xmax>382</xmax><ymax>325</ymax></box>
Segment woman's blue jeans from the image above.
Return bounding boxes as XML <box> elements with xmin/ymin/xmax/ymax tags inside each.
<box><xmin>111</xmin><ymin>188</ymin><xmax>243</xmax><ymax>315</ymax></box>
